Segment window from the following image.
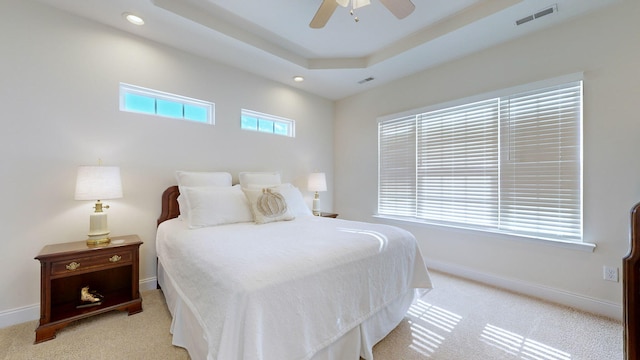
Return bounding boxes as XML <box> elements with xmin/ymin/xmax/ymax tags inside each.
<box><xmin>241</xmin><ymin>109</ymin><xmax>295</xmax><ymax>137</ymax></box>
<box><xmin>119</xmin><ymin>83</ymin><xmax>214</xmax><ymax>124</ymax></box>
<box><xmin>378</xmin><ymin>78</ymin><xmax>583</xmax><ymax>242</ymax></box>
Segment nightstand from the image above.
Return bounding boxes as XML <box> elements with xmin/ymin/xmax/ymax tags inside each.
<box><xmin>34</xmin><ymin>234</ymin><xmax>143</xmax><ymax>343</ymax></box>
<box><xmin>320</xmin><ymin>212</ymin><xmax>338</xmax><ymax>218</ymax></box>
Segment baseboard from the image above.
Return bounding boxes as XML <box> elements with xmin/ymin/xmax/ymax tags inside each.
<box><xmin>0</xmin><ymin>304</ymin><xmax>39</xmax><ymax>330</ymax></box>
<box><xmin>0</xmin><ymin>277</ymin><xmax>158</xmax><ymax>329</ymax></box>
<box><xmin>140</xmin><ymin>276</ymin><xmax>159</xmax><ymax>292</ymax></box>
<box><xmin>426</xmin><ymin>258</ymin><xmax>623</xmax><ymax>321</ymax></box>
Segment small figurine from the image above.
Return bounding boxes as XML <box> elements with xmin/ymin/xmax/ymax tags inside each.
<box><xmin>78</xmin><ymin>286</ymin><xmax>103</xmax><ymax>308</ymax></box>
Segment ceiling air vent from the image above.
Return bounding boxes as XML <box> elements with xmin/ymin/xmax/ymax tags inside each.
<box><xmin>358</xmin><ymin>77</ymin><xmax>375</xmax><ymax>85</ymax></box>
<box><xmin>515</xmin><ymin>4</ymin><xmax>557</xmax><ymax>26</ymax></box>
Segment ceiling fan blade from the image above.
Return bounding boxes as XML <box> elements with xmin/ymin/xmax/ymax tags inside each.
<box><xmin>310</xmin><ymin>0</ymin><xmax>339</xmax><ymax>28</ymax></box>
<box><xmin>336</xmin><ymin>0</ymin><xmax>349</xmax><ymax>7</ymax></box>
<box><xmin>379</xmin><ymin>0</ymin><xmax>415</xmax><ymax>19</ymax></box>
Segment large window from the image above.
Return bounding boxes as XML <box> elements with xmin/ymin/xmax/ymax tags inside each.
<box><xmin>119</xmin><ymin>83</ymin><xmax>214</xmax><ymax>124</ymax></box>
<box><xmin>378</xmin><ymin>78</ymin><xmax>583</xmax><ymax>243</ymax></box>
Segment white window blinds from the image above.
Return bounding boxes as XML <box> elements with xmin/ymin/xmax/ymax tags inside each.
<box><xmin>378</xmin><ymin>80</ymin><xmax>582</xmax><ymax>242</ymax></box>
<box><xmin>417</xmin><ymin>99</ymin><xmax>500</xmax><ymax>228</ymax></box>
<box><xmin>378</xmin><ymin>116</ymin><xmax>416</xmax><ymax>216</ymax></box>
<box><xmin>499</xmin><ymin>82</ymin><xmax>582</xmax><ymax>240</ymax></box>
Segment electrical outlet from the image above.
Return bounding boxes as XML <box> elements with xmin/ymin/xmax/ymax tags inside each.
<box><xmin>603</xmin><ymin>266</ymin><xmax>619</xmax><ymax>282</ymax></box>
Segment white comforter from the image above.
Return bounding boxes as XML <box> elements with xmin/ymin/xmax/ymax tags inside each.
<box><xmin>156</xmin><ymin>216</ymin><xmax>432</xmax><ymax>360</ymax></box>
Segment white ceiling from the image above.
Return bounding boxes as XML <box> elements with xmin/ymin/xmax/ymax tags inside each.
<box><xmin>35</xmin><ymin>0</ymin><xmax>619</xmax><ymax>100</ymax></box>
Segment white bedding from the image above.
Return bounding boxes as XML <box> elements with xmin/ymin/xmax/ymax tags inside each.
<box><xmin>156</xmin><ymin>216</ymin><xmax>432</xmax><ymax>360</ymax></box>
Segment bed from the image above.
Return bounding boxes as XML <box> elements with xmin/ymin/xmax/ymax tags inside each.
<box><xmin>155</xmin><ymin>172</ymin><xmax>433</xmax><ymax>360</ymax></box>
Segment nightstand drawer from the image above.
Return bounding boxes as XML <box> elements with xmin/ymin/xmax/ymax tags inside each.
<box><xmin>51</xmin><ymin>250</ymin><xmax>132</xmax><ymax>276</ymax></box>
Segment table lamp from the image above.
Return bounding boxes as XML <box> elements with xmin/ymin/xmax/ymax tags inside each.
<box><xmin>308</xmin><ymin>172</ymin><xmax>327</xmax><ymax>216</ymax></box>
<box><xmin>74</xmin><ymin>165</ymin><xmax>123</xmax><ymax>245</ymax></box>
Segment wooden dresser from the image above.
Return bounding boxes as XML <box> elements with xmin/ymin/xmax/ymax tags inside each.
<box><xmin>625</xmin><ymin>204</ymin><xmax>640</xmax><ymax>359</ymax></box>
<box><xmin>34</xmin><ymin>234</ymin><xmax>143</xmax><ymax>343</ymax></box>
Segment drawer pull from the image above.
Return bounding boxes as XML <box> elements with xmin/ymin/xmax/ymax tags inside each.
<box><xmin>109</xmin><ymin>255</ymin><xmax>122</xmax><ymax>263</ymax></box>
<box><xmin>65</xmin><ymin>262</ymin><xmax>80</xmax><ymax>271</ymax></box>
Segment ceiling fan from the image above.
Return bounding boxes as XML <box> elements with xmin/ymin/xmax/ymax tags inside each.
<box><xmin>310</xmin><ymin>0</ymin><xmax>415</xmax><ymax>28</ymax></box>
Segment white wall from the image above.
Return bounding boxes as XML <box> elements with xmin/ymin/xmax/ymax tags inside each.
<box><xmin>334</xmin><ymin>0</ymin><xmax>640</xmax><ymax>319</ymax></box>
<box><xmin>0</xmin><ymin>0</ymin><xmax>333</xmax><ymax>325</ymax></box>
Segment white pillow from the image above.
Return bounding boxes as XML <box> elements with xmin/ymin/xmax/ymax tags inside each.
<box><xmin>280</xmin><ymin>185</ymin><xmax>313</xmax><ymax>217</ymax></box>
<box><xmin>239</xmin><ymin>172</ymin><xmax>281</xmax><ymax>188</ymax></box>
<box><xmin>181</xmin><ymin>185</ymin><xmax>253</xmax><ymax>228</ymax></box>
<box><xmin>175</xmin><ymin>171</ymin><xmax>232</xmax><ymax>220</ymax></box>
<box><xmin>243</xmin><ymin>187</ymin><xmax>295</xmax><ymax>224</ymax></box>
<box><xmin>247</xmin><ymin>183</ymin><xmax>312</xmax><ymax>217</ymax></box>
<box><xmin>175</xmin><ymin>171</ymin><xmax>232</xmax><ymax>187</ymax></box>
<box><xmin>177</xmin><ymin>194</ymin><xmax>188</xmax><ymax>220</ymax></box>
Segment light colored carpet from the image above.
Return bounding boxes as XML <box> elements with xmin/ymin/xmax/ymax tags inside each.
<box><xmin>0</xmin><ymin>271</ymin><xmax>622</xmax><ymax>359</ymax></box>
<box><xmin>373</xmin><ymin>272</ymin><xmax>622</xmax><ymax>360</ymax></box>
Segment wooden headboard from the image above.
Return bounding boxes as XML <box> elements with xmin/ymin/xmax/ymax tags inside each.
<box><xmin>157</xmin><ymin>186</ymin><xmax>180</xmax><ymax>226</ymax></box>
<box><xmin>625</xmin><ymin>202</ymin><xmax>640</xmax><ymax>359</ymax></box>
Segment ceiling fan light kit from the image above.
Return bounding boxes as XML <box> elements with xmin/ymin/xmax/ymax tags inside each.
<box><xmin>337</xmin><ymin>0</ymin><xmax>371</xmax><ymax>9</ymax></box>
<box><xmin>310</xmin><ymin>0</ymin><xmax>415</xmax><ymax>28</ymax></box>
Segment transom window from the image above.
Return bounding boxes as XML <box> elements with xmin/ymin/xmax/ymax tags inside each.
<box><xmin>241</xmin><ymin>109</ymin><xmax>295</xmax><ymax>137</ymax></box>
<box><xmin>378</xmin><ymin>77</ymin><xmax>583</xmax><ymax>243</ymax></box>
<box><xmin>119</xmin><ymin>83</ymin><xmax>214</xmax><ymax>124</ymax></box>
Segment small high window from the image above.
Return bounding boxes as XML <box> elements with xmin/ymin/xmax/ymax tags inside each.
<box><xmin>119</xmin><ymin>83</ymin><xmax>214</xmax><ymax>124</ymax></box>
<box><xmin>241</xmin><ymin>109</ymin><xmax>295</xmax><ymax>137</ymax></box>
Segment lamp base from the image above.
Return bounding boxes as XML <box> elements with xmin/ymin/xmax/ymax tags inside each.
<box><xmin>86</xmin><ymin>233</ymin><xmax>110</xmax><ymax>246</ymax></box>
<box><xmin>312</xmin><ymin>192</ymin><xmax>321</xmax><ymax>216</ymax></box>
<box><xmin>87</xmin><ymin>210</ymin><xmax>111</xmax><ymax>246</ymax></box>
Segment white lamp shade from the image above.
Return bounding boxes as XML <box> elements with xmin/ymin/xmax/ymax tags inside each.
<box><xmin>308</xmin><ymin>172</ymin><xmax>327</xmax><ymax>192</ymax></box>
<box><xmin>75</xmin><ymin>166</ymin><xmax>123</xmax><ymax>200</ymax></box>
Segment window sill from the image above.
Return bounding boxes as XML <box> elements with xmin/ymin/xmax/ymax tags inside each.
<box><xmin>372</xmin><ymin>215</ymin><xmax>596</xmax><ymax>253</ymax></box>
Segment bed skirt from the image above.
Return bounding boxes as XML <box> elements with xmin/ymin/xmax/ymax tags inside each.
<box><xmin>158</xmin><ymin>261</ymin><xmax>416</xmax><ymax>360</ymax></box>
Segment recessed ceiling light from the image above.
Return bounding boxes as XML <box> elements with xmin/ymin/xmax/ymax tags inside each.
<box><xmin>293</xmin><ymin>76</ymin><xmax>304</xmax><ymax>82</ymax></box>
<box><xmin>123</xmin><ymin>12</ymin><xmax>145</xmax><ymax>26</ymax></box>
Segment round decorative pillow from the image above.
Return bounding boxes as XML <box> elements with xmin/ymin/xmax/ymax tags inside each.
<box><xmin>256</xmin><ymin>188</ymin><xmax>288</xmax><ymax>218</ymax></box>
